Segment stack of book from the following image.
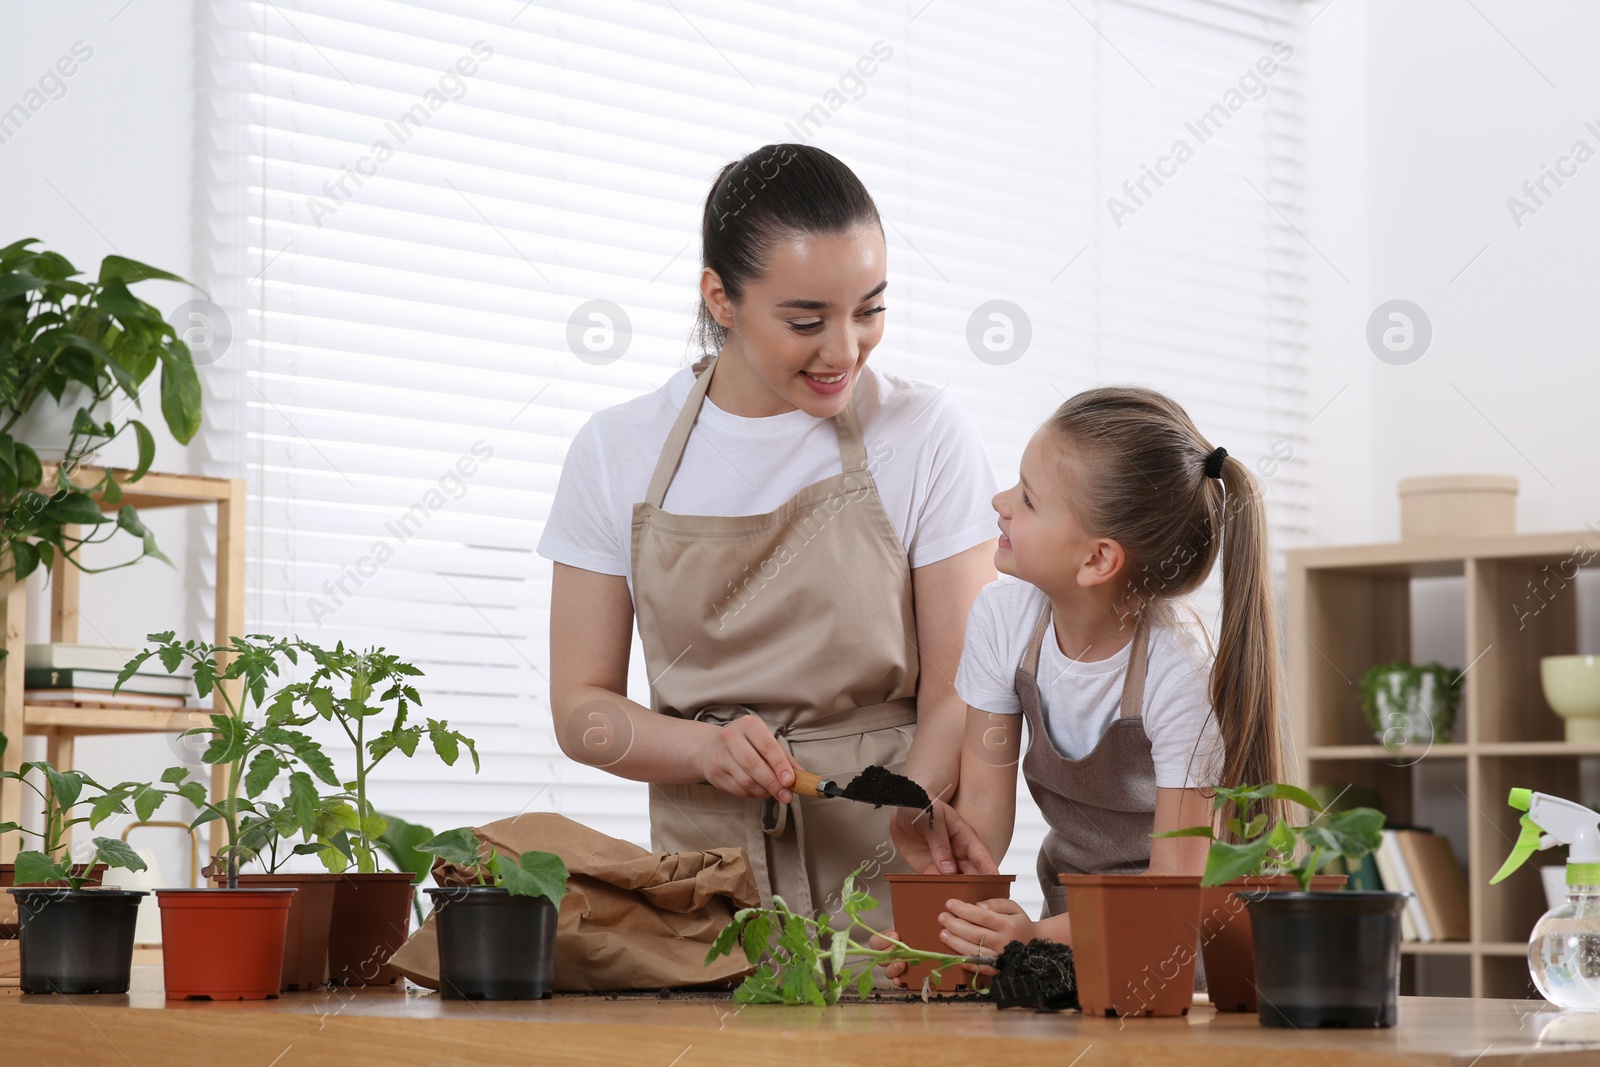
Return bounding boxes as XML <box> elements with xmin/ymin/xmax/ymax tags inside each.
<box><xmin>23</xmin><ymin>644</ymin><xmax>196</xmax><ymax>707</ymax></box>
<box><xmin>1337</xmin><ymin>827</ymin><xmax>1472</xmax><ymax>942</ymax></box>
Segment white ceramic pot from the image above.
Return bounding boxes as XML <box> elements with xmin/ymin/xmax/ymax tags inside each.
<box><xmin>1541</xmin><ymin>655</ymin><xmax>1600</xmax><ymax>743</ymax></box>
<box><xmin>1372</xmin><ymin>670</ymin><xmax>1443</xmax><ymax>749</ymax></box>
<box><xmin>5</xmin><ymin>381</ymin><xmax>109</xmax><ymax>463</ymax></box>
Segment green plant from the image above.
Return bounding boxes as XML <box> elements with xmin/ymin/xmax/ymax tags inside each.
<box><xmin>1359</xmin><ymin>661</ymin><xmax>1462</xmax><ymax>742</ymax></box>
<box><xmin>417</xmin><ymin>827</ymin><xmax>568</xmax><ymax>903</ymax></box>
<box><xmin>118</xmin><ymin>632</ymin><xmax>340</xmax><ymax>888</ymax></box>
<box><xmin>273</xmin><ymin>643</ymin><xmax>478</xmax><ymax>874</ymax></box>
<box><xmin>0</xmin><ymin>238</ymin><xmax>205</xmax><ymax>583</ymax></box>
<box><xmin>0</xmin><ymin>761</ymin><xmax>153</xmax><ymax>888</ymax></box>
<box><xmin>706</xmin><ymin>867</ymin><xmax>981</xmax><ymax>1005</ymax></box>
<box><xmin>1154</xmin><ymin>783</ymin><xmax>1386</xmax><ymax>892</ymax></box>
<box><xmin>377</xmin><ymin>813</ymin><xmax>438</xmax><ymax>924</ymax></box>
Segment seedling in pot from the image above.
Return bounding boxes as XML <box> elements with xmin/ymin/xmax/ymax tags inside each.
<box><xmin>706</xmin><ymin>866</ymin><xmax>984</xmax><ymax>1005</ymax></box>
<box><xmin>416</xmin><ymin>827</ymin><xmax>568</xmax><ymax>903</ymax></box>
<box><xmin>119</xmin><ymin>632</ymin><xmax>342</xmax><ymax>888</ymax></box>
<box><xmin>1154</xmin><ymin>783</ymin><xmax>1385</xmax><ymax>890</ymax></box>
<box><xmin>0</xmin><ymin>761</ymin><xmax>151</xmax><ymax>887</ymax></box>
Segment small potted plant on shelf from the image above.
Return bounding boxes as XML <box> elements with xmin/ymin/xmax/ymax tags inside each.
<box><xmin>120</xmin><ymin>632</ymin><xmax>340</xmax><ymax>1000</ymax></box>
<box><xmin>0</xmin><ymin>760</ymin><xmax>155</xmax><ymax>994</ymax></box>
<box><xmin>1360</xmin><ymin>661</ymin><xmax>1462</xmax><ymax>750</ymax></box>
<box><xmin>418</xmin><ymin>827</ymin><xmax>568</xmax><ymax>1000</ymax></box>
<box><xmin>0</xmin><ymin>238</ymin><xmax>206</xmax><ymax>586</ymax></box>
<box><xmin>1159</xmin><ymin>782</ymin><xmax>1398</xmax><ymax>1028</ymax></box>
<box><xmin>272</xmin><ymin>641</ymin><xmax>479</xmax><ymax>985</ymax></box>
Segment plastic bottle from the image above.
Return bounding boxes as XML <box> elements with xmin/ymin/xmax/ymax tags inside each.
<box><xmin>1491</xmin><ymin>789</ymin><xmax>1600</xmax><ymax>1010</ymax></box>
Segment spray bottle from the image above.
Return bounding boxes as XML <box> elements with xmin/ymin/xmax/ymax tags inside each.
<box><xmin>1491</xmin><ymin>788</ymin><xmax>1600</xmax><ymax>1010</ymax></box>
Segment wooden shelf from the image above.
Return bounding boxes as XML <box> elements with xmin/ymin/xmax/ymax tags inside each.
<box><xmin>0</xmin><ymin>469</ymin><xmax>245</xmax><ymax>865</ymax></box>
<box><xmin>1288</xmin><ymin>527</ymin><xmax>1600</xmax><ymax>999</ymax></box>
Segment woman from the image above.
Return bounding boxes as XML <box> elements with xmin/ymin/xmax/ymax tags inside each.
<box><xmin>539</xmin><ymin>144</ymin><xmax>996</xmax><ymax>924</ymax></box>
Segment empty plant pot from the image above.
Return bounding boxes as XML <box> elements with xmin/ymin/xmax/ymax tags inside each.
<box><xmin>156</xmin><ymin>888</ymin><xmax>296</xmax><ymax>1000</ymax></box>
<box><xmin>886</xmin><ymin>873</ymin><xmax>1015</xmax><ymax>992</ymax></box>
<box><xmin>426</xmin><ymin>886</ymin><xmax>558</xmax><ymax>1000</ymax></box>
<box><xmin>1058</xmin><ymin>874</ymin><xmax>1203</xmax><ymax>1018</ymax></box>
<box><xmin>1198</xmin><ymin>874</ymin><xmax>1346</xmax><ymax>1013</ymax></box>
<box><xmin>213</xmin><ymin>872</ymin><xmax>339</xmax><ymax>991</ymax></box>
<box><xmin>327</xmin><ymin>871</ymin><xmax>417</xmax><ymax>985</ymax></box>
<box><xmin>1246</xmin><ymin>891</ymin><xmax>1406</xmax><ymax>1028</ymax></box>
<box><xmin>8</xmin><ymin>888</ymin><xmax>146</xmax><ymax>995</ymax></box>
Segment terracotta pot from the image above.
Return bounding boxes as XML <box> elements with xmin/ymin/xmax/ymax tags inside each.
<box><xmin>212</xmin><ymin>872</ymin><xmax>339</xmax><ymax>991</ymax></box>
<box><xmin>885</xmin><ymin>874</ymin><xmax>1015</xmax><ymax>992</ymax></box>
<box><xmin>327</xmin><ymin>872</ymin><xmax>416</xmax><ymax>985</ymax></box>
<box><xmin>1</xmin><ymin>863</ymin><xmax>108</xmax><ymax>938</ymax></box>
<box><xmin>1058</xmin><ymin>873</ymin><xmax>1203</xmax><ymax>1018</ymax></box>
<box><xmin>1199</xmin><ymin>874</ymin><xmax>1347</xmax><ymax>1012</ymax></box>
<box><xmin>155</xmin><ymin>888</ymin><xmax>295</xmax><ymax>1000</ymax></box>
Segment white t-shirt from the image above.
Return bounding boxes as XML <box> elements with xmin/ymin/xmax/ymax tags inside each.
<box><xmin>537</xmin><ymin>364</ymin><xmax>998</xmax><ymax>588</ymax></box>
<box><xmin>955</xmin><ymin>577</ymin><xmax>1223</xmax><ymax>789</ymax></box>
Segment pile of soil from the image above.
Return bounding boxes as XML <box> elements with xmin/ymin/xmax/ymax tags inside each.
<box><xmin>992</xmin><ymin>939</ymin><xmax>1077</xmax><ymax>1012</ymax></box>
<box><xmin>837</xmin><ymin>765</ymin><xmax>931</xmax><ymax>810</ymax></box>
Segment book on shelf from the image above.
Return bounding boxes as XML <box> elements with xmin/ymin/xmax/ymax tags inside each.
<box><xmin>23</xmin><ymin>668</ymin><xmax>193</xmax><ymax>697</ymax></box>
<box><xmin>1330</xmin><ymin>852</ymin><xmax>1384</xmax><ymax>893</ymax></box>
<box><xmin>1374</xmin><ymin>830</ymin><xmax>1429</xmax><ymax>941</ymax></box>
<box><xmin>24</xmin><ymin>689</ymin><xmax>191</xmax><ymax>708</ymax></box>
<box><xmin>1395</xmin><ymin>829</ymin><xmax>1472</xmax><ymax>942</ymax></box>
<box><xmin>25</xmin><ymin>643</ymin><xmax>147</xmax><ymax>672</ymax></box>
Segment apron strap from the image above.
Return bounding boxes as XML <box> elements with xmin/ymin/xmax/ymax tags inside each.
<box><xmin>1019</xmin><ymin>605</ymin><xmax>1053</xmax><ymax>679</ymax></box>
<box><xmin>1021</xmin><ymin>606</ymin><xmax>1150</xmax><ymax>718</ymax></box>
<box><xmin>642</xmin><ymin>353</ymin><xmax>872</xmax><ymax>509</ymax></box>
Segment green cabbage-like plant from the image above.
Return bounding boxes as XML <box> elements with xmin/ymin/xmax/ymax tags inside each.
<box><xmin>0</xmin><ymin>238</ymin><xmax>205</xmax><ymax>583</ymax></box>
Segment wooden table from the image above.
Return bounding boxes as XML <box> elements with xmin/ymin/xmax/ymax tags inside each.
<box><xmin>3</xmin><ymin>969</ymin><xmax>1597</xmax><ymax>1066</ymax></box>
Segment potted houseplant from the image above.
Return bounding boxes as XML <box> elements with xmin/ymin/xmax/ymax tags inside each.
<box><xmin>0</xmin><ymin>761</ymin><xmax>153</xmax><ymax>994</ymax></box>
<box><xmin>1360</xmin><ymin>661</ymin><xmax>1462</xmax><ymax>750</ymax></box>
<box><xmin>707</xmin><ymin>867</ymin><xmax>986</xmax><ymax>1004</ymax></box>
<box><xmin>0</xmin><ymin>238</ymin><xmax>205</xmax><ymax>585</ymax></box>
<box><xmin>273</xmin><ymin>641</ymin><xmax>478</xmax><ymax>985</ymax></box>
<box><xmin>418</xmin><ymin>827</ymin><xmax>569</xmax><ymax>1000</ymax></box>
<box><xmin>1160</xmin><ymin>783</ymin><xmax>1398</xmax><ymax>1028</ymax></box>
<box><xmin>885</xmin><ymin>873</ymin><xmax>1016</xmax><ymax>991</ymax></box>
<box><xmin>1154</xmin><ymin>783</ymin><xmax>1378</xmax><ymax>1013</ymax></box>
<box><xmin>120</xmin><ymin>632</ymin><xmax>340</xmax><ymax>1000</ymax></box>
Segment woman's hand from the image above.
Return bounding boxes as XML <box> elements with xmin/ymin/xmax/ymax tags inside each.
<box><xmin>869</xmin><ymin>929</ymin><xmax>910</xmax><ymax>985</ymax></box>
<box><xmin>891</xmin><ymin>799</ymin><xmax>1000</xmax><ymax>875</ymax></box>
<box><xmin>694</xmin><ymin>715</ymin><xmax>798</xmax><ymax>802</ymax></box>
<box><xmin>937</xmin><ymin>897</ymin><xmax>1034</xmax><ymax>972</ymax></box>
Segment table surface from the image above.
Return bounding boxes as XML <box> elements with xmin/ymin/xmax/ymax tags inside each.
<box><xmin>4</xmin><ymin>968</ymin><xmax>1599</xmax><ymax>1066</ymax></box>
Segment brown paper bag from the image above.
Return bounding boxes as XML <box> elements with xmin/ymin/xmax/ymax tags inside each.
<box><xmin>386</xmin><ymin>812</ymin><xmax>760</xmax><ymax>991</ymax></box>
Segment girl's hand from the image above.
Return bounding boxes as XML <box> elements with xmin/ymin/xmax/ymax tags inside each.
<box><xmin>891</xmin><ymin>799</ymin><xmax>1000</xmax><ymax>875</ymax></box>
<box><xmin>695</xmin><ymin>716</ymin><xmax>797</xmax><ymax>801</ymax></box>
<box><xmin>938</xmin><ymin>897</ymin><xmax>1034</xmax><ymax>973</ymax></box>
<box><xmin>869</xmin><ymin>929</ymin><xmax>910</xmax><ymax>986</ymax></box>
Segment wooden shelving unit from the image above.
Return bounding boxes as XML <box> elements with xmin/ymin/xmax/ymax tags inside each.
<box><xmin>1289</xmin><ymin>528</ymin><xmax>1600</xmax><ymax>999</ymax></box>
<box><xmin>0</xmin><ymin>467</ymin><xmax>245</xmax><ymax>863</ymax></box>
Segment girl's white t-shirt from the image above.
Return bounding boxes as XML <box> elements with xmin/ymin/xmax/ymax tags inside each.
<box><xmin>955</xmin><ymin>577</ymin><xmax>1223</xmax><ymax>789</ymax></box>
<box><xmin>537</xmin><ymin>364</ymin><xmax>998</xmax><ymax>588</ymax></box>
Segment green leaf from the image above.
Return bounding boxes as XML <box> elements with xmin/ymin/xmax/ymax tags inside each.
<box><xmin>44</xmin><ymin>764</ymin><xmax>84</xmax><ymax>810</ymax></box>
<box><xmin>45</xmin><ymin>493</ymin><xmax>109</xmax><ymax>526</ymax></box>
<box><xmin>427</xmin><ymin>719</ymin><xmax>460</xmax><ymax>765</ymax></box>
<box><xmin>376</xmin><ymin>814</ymin><xmax>439</xmax><ymax>884</ymax></box>
<box><xmin>202</xmin><ymin>713</ymin><xmax>246</xmax><ymax>765</ymax></box>
<box><xmin>1150</xmin><ymin>825</ymin><xmax>1217</xmax><ymax>840</ymax></box>
<box><xmin>99</xmin><ymin>254</ymin><xmax>191</xmax><ymax>287</ymax></box>
<box><xmin>160</xmin><ymin>765</ymin><xmax>189</xmax><ymax>784</ymax></box>
<box><xmin>244</xmin><ymin>749</ymin><xmax>288</xmax><ymax>798</ymax></box>
<box><xmin>707</xmin><ymin>909</ymin><xmax>751</xmax><ymax>963</ymax></box>
<box><xmin>14</xmin><ymin>443</ymin><xmax>42</xmax><ymax>493</ymax></box>
<box><xmin>175</xmin><ymin>780</ymin><xmax>208</xmax><ymax>809</ymax></box>
<box><xmin>158</xmin><ymin>346</ymin><xmax>202</xmax><ymax>445</ymax></box>
<box><xmin>286</xmin><ymin>771</ymin><xmax>319</xmax><ymax>836</ymax></box>
<box><xmin>89</xmin><ymin>788</ymin><xmax>129</xmax><ymax>826</ymax></box>
<box><xmin>130</xmin><ymin>419</ymin><xmax>156</xmax><ymax>480</ymax></box>
<box><xmin>1264</xmin><ymin>783</ymin><xmax>1326</xmax><ymax>815</ymax></box>
<box><xmin>13</xmin><ymin>850</ymin><xmax>66</xmax><ymax>886</ymax></box>
<box><xmin>9</xmin><ymin>541</ymin><xmax>39</xmax><ymax>580</ymax></box>
<box><xmin>856</xmin><ymin>966</ymin><xmax>875</xmax><ymax>1001</ymax></box>
<box><xmin>91</xmin><ymin>836</ymin><xmax>148</xmax><ymax>874</ymax></box>
<box><xmin>498</xmin><ymin>849</ymin><xmax>568</xmax><ymax>903</ymax></box>
<box><xmin>132</xmin><ymin>782</ymin><xmax>165</xmax><ymax>822</ymax></box>
<box><xmin>1200</xmin><ymin>837</ymin><xmax>1274</xmax><ymax>887</ymax></box>
<box><xmin>417</xmin><ymin>827</ymin><xmax>483</xmax><ymax>869</ymax></box>
<box><xmin>740</xmin><ymin>911</ymin><xmax>773</xmax><ymax>965</ymax></box>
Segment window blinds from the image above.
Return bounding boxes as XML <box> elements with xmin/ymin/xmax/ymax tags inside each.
<box><xmin>198</xmin><ymin>0</ymin><xmax>1308</xmax><ymax>915</ymax></box>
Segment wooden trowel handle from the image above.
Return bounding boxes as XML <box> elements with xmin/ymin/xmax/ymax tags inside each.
<box><xmin>790</xmin><ymin>767</ymin><xmax>838</xmax><ymax>800</ymax></box>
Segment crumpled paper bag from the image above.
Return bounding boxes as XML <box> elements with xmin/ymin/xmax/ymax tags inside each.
<box><xmin>386</xmin><ymin>812</ymin><xmax>760</xmax><ymax>991</ymax></box>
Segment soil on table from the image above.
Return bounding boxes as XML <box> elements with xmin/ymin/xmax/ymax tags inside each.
<box><xmin>993</xmin><ymin>939</ymin><xmax>1077</xmax><ymax>1012</ymax></box>
<box><xmin>837</xmin><ymin>765</ymin><xmax>931</xmax><ymax>810</ymax></box>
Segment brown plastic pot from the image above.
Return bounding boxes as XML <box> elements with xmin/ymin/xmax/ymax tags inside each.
<box><xmin>327</xmin><ymin>871</ymin><xmax>417</xmax><ymax>985</ymax></box>
<box><xmin>212</xmin><ymin>872</ymin><xmax>339</xmax><ymax>991</ymax></box>
<box><xmin>1199</xmin><ymin>874</ymin><xmax>1347</xmax><ymax>1012</ymax></box>
<box><xmin>886</xmin><ymin>873</ymin><xmax>1015</xmax><ymax>991</ymax></box>
<box><xmin>1058</xmin><ymin>873</ymin><xmax>1203</xmax><ymax>1018</ymax></box>
<box><xmin>156</xmin><ymin>888</ymin><xmax>296</xmax><ymax>1000</ymax></box>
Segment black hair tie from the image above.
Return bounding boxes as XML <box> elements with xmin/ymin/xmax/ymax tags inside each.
<box><xmin>1203</xmin><ymin>446</ymin><xmax>1228</xmax><ymax>479</ymax></box>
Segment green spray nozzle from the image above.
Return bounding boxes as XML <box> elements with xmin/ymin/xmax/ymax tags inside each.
<box><xmin>1491</xmin><ymin>788</ymin><xmax>1600</xmax><ymax>885</ymax></box>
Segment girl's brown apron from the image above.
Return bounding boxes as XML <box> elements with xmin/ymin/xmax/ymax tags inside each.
<box><xmin>631</xmin><ymin>355</ymin><xmax>920</xmax><ymax>925</ymax></box>
<box><xmin>1015</xmin><ymin>606</ymin><xmax>1156</xmax><ymax>918</ymax></box>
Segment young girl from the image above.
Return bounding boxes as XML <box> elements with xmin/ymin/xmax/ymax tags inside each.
<box><xmin>896</xmin><ymin>385</ymin><xmax>1289</xmax><ymax>962</ymax></box>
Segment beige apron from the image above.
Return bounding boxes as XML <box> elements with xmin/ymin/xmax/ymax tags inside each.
<box><xmin>631</xmin><ymin>355</ymin><xmax>919</xmax><ymax>926</ymax></box>
<box><xmin>1015</xmin><ymin>607</ymin><xmax>1156</xmax><ymax>919</ymax></box>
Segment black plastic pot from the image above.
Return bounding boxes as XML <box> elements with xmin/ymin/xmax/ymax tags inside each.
<box><xmin>425</xmin><ymin>886</ymin><xmax>557</xmax><ymax>1000</ymax></box>
<box><xmin>1246</xmin><ymin>891</ymin><xmax>1407</xmax><ymax>1028</ymax></box>
<box><xmin>7</xmin><ymin>887</ymin><xmax>147</xmax><ymax>995</ymax></box>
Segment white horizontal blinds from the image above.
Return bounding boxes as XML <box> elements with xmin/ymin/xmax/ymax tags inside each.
<box><xmin>196</xmin><ymin>0</ymin><xmax>1309</xmax><ymax>903</ymax></box>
